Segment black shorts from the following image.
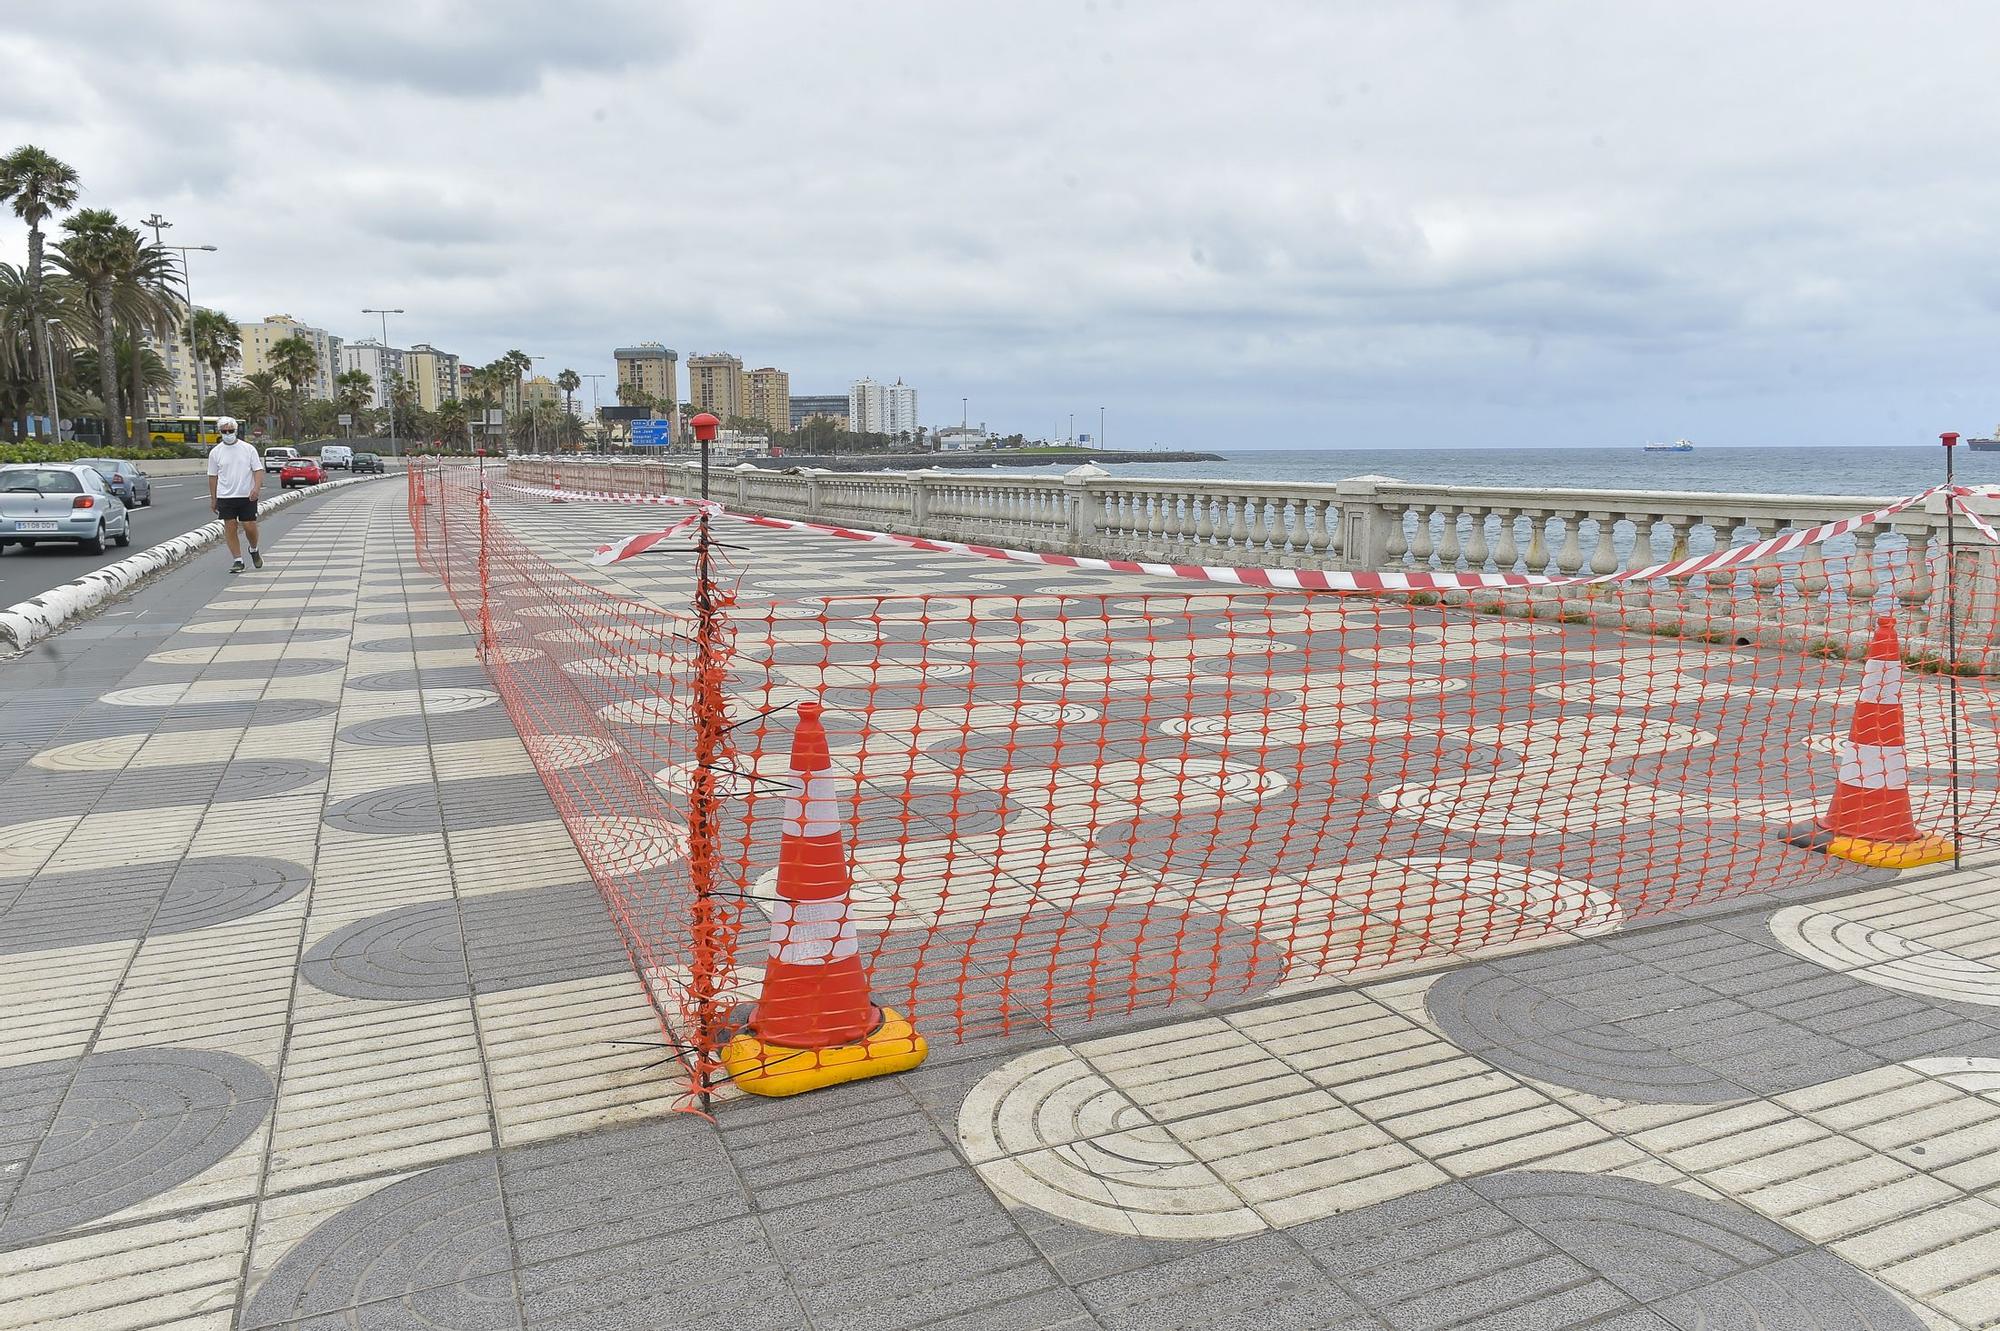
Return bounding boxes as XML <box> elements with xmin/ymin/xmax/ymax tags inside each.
<box><xmin>215</xmin><ymin>496</ymin><xmax>259</xmax><ymax>521</ymax></box>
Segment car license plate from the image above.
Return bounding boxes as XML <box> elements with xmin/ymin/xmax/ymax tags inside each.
<box><xmin>17</xmin><ymin>521</ymin><xmax>57</xmax><ymax>532</ymax></box>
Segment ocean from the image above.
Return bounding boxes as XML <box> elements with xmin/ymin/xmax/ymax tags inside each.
<box><xmin>949</xmin><ymin>445</ymin><xmax>2000</xmax><ymax>499</ymax></box>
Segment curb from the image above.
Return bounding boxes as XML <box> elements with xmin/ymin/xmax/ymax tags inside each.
<box><xmin>0</xmin><ymin>474</ymin><xmax>388</xmax><ymax>649</ymax></box>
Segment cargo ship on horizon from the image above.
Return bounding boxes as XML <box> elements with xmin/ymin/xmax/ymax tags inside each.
<box><xmin>1643</xmin><ymin>439</ymin><xmax>1695</xmax><ymax>453</ymax></box>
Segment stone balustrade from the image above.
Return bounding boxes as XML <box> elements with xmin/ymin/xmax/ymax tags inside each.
<box><xmin>504</xmin><ymin>455</ymin><xmax>1996</xmax><ymax>664</ymax></box>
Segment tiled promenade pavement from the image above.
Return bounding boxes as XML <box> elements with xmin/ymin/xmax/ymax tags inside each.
<box><xmin>1</xmin><ymin>476</ymin><xmax>1999</xmax><ymax>1329</ymax></box>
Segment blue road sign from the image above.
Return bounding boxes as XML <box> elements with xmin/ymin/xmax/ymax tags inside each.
<box><xmin>630</xmin><ymin>418</ymin><xmax>674</xmax><ymax>447</ymax></box>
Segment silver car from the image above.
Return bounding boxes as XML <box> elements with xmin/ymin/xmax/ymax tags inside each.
<box><xmin>0</xmin><ymin>464</ymin><xmax>133</xmax><ymax>554</ymax></box>
<box><xmin>75</xmin><ymin>457</ymin><xmax>154</xmax><ymax>507</ymax></box>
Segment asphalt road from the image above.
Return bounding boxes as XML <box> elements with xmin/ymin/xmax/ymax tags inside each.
<box><xmin>0</xmin><ymin>470</ymin><xmax>345</xmax><ymax>607</ymax></box>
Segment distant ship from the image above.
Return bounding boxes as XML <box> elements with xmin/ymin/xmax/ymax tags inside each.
<box><xmin>1970</xmin><ymin>429</ymin><xmax>1999</xmax><ymax>452</ymax></box>
<box><xmin>1644</xmin><ymin>439</ymin><xmax>1695</xmax><ymax>453</ymax></box>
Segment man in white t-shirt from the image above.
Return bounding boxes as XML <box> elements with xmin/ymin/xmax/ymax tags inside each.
<box><xmin>205</xmin><ymin>417</ymin><xmax>264</xmax><ymax>573</ymax></box>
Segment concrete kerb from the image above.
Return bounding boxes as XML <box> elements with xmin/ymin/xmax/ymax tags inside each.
<box><xmin>0</xmin><ymin>474</ymin><xmax>388</xmax><ymax>648</ymax></box>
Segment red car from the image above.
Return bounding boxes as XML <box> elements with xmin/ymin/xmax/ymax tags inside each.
<box><xmin>280</xmin><ymin>458</ymin><xmax>326</xmax><ymax>488</ymax></box>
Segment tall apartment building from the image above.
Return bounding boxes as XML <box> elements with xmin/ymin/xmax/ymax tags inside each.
<box><xmin>745</xmin><ymin>367</ymin><xmax>790</xmax><ymax>431</ymax></box>
<box><xmin>139</xmin><ymin>296</ymin><xmax>206</xmax><ymax>416</ymax></box>
<box><xmin>522</xmin><ymin>375</ymin><xmax>561</xmax><ymax>409</ymax></box>
<box><xmin>614</xmin><ymin>343</ymin><xmax>678</xmax><ymax>408</ymax></box>
<box><xmin>404</xmin><ymin>344</ymin><xmax>461</xmax><ymax>412</ymax></box>
<box><xmin>686</xmin><ymin>353</ymin><xmax>747</xmax><ymax>420</ymax></box>
<box><xmin>339</xmin><ymin>340</ymin><xmax>407</xmax><ymax>409</ymax></box>
<box><xmin>789</xmin><ymin>394</ymin><xmax>848</xmax><ymax>429</ymax></box>
<box><xmin>236</xmin><ymin>315</ymin><xmax>342</xmax><ymax>400</ymax></box>
<box><xmin>849</xmin><ymin>377</ymin><xmax>920</xmax><ymax>438</ymax></box>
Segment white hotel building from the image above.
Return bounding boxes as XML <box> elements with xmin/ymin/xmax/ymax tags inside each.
<box><xmin>848</xmin><ymin>377</ymin><xmax>919</xmax><ymax>439</ymax></box>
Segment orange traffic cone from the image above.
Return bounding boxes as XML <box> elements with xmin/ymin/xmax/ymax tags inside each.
<box><xmin>551</xmin><ymin>474</ymin><xmax>565</xmax><ymax>504</ymax></box>
<box><xmin>412</xmin><ymin>469</ymin><xmax>427</xmax><ymax>507</ymax></box>
<box><xmin>1788</xmin><ymin>616</ymin><xmax>1955</xmax><ymax>868</ymax></box>
<box><xmin>719</xmin><ymin>702</ymin><xmax>926</xmax><ymax>1095</ymax></box>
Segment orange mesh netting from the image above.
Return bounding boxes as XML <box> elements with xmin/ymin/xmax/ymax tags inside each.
<box><xmin>409</xmin><ymin>461</ymin><xmax>2000</xmax><ymax>1102</ymax></box>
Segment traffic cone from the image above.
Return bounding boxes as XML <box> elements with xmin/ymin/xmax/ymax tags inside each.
<box><xmin>719</xmin><ymin>701</ymin><xmax>927</xmax><ymax>1095</ymax></box>
<box><xmin>1787</xmin><ymin>616</ymin><xmax>1955</xmax><ymax>868</ymax></box>
<box><xmin>551</xmin><ymin>474</ymin><xmax>565</xmax><ymax>504</ymax></box>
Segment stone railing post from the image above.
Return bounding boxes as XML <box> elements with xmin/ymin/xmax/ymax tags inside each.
<box><xmin>1063</xmin><ymin>463</ymin><xmax>1108</xmax><ymax>556</ymax></box>
<box><xmin>1334</xmin><ymin>475</ymin><xmax>1403</xmax><ymax>571</ymax></box>
<box><xmin>805</xmin><ymin>468</ymin><xmax>826</xmax><ymax>519</ymax></box>
<box><xmin>734</xmin><ymin>462</ymin><xmax>757</xmax><ymax>508</ymax></box>
<box><xmin>908</xmin><ymin>472</ymin><xmax>934</xmax><ymax>535</ymax></box>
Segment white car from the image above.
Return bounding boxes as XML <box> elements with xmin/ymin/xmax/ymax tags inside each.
<box><xmin>263</xmin><ymin>447</ymin><xmax>300</xmax><ymax>473</ymax></box>
<box><xmin>320</xmin><ymin>445</ymin><xmax>353</xmax><ymax>470</ymax></box>
<box><xmin>0</xmin><ymin>464</ymin><xmax>133</xmax><ymax>554</ymax></box>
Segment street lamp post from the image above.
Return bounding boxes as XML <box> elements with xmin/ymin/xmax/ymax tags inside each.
<box><xmin>361</xmin><ymin>309</ymin><xmax>404</xmax><ymax>456</ymax></box>
<box><xmin>582</xmin><ymin>373</ymin><xmax>606</xmax><ymax>452</ymax></box>
<box><xmin>1100</xmin><ymin>405</ymin><xmax>1106</xmax><ymax>453</ymax></box>
<box><xmin>168</xmin><ymin>245</ymin><xmax>218</xmax><ymax>424</ymax></box>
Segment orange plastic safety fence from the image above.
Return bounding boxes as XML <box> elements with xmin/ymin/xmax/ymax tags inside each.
<box><xmin>406</xmin><ymin>463</ymin><xmax>2000</xmax><ymax>1101</ymax></box>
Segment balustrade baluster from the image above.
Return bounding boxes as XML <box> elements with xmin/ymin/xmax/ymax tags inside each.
<box><xmin>1523</xmin><ymin>513</ymin><xmax>1551</xmax><ymax>576</ymax></box>
<box><xmin>1410</xmin><ymin>507</ymin><xmax>1437</xmax><ymax>569</ymax></box>
<box><xmin>1463</xmin><ymin>508</ymin><xmax>1491</xmax><ymax>572</ymax></box>
<box><xmin>1554</xmin><ymin>514</ymin><xmax>1586</xmax><ymax>576</ymax></box>
<box><xmin>1587</xmin><ymin>514</ymin><xmax>1620</xmax><ymax>575</ymax></box>
<box><xmin>1492</xmin><ymin>511</ymin><xmax>1520</xmax><ymax>573</ymax></box>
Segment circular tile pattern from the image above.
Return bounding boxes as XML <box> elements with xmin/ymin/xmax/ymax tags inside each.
<box><xmin>0</xmin><ymin>1048</ymin><xmax>273</xmax><ymax>1250</ymax></box>
<box><xmin>1771</xmin><ymin>900</ymin><xmax>2000</xmax><ymax>1007</ymax></box>
<box><xmin>346</xmin><ymin>667</ymin><xmax>496</xmax><ymax>693</ymax></box>
<box><xmin>569</xmin><ymin>816</ymin><xmax>689</xmax><ymax>873</ymax></box>
<box><xmin>241</xmin><ymin>1154</ymin><xmax>513</xmax><ymax>1326</ymax></box>
<box><xmin>520</xmin><ymin>733</ymin><xmax>619</xmax><ymax>770</ymax></box>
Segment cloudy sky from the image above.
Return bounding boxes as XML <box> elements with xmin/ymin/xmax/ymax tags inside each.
<box><xmin>4</xmin><ymin>0</ymin><xmax>1997</xmax><ymax>451</ymax></box>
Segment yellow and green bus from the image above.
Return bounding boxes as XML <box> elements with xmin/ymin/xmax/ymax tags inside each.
<box><xmin>142</xmin><ymin>416</ymin><xmax>229</xmax><ymax>447</ymax></box>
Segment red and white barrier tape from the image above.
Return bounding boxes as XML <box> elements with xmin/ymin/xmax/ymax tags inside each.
<box><xmin>508</xmin><ymin>481</ymin><xmax>721</xmax><ymax>515</ymax></box>
<box><xmin>529</xmin><ymin>474</ymin><xmax>2000</xmax><ymax>587</ymax></box>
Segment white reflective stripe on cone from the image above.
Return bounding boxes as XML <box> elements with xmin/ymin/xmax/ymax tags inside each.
<box><xmin>766</xmin><ymin>898</ymin><xmax>859</xmax><ymax>964</ymax></box>
<box><xmin>1858</xmin><ymin>657</ymin><xmax>1904</xmax><ymax>707</ymax></box>
<box><xmin>1838</xmin><ymin>742</ymin><xmax>1909</xmax><ymax>791</ymax></box>
<box><xmin>781</xmin><ymin>773</ymin><xmax>841</xmax><ymax>838</ymax></box>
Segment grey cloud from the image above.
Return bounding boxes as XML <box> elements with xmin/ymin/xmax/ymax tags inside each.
<box><xmin>4</xmin><ymin>0</ymin><xmax>1998</xmax><ymax>451</ymax></box>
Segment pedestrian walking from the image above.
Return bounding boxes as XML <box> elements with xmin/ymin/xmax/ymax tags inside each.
<box><xmin>206</xmin><ymin>416</ymin><xmax>264</xmax><ymax>573</ymax></box>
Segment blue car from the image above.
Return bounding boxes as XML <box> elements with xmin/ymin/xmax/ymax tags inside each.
<box><xmin>0</xmin><ymin>464</ymin><xmax>133</xmax><ymax>554</ymax></box>
<box><xmin>76</xmin><ymin>457</ymin><xmax>154</xmax><ymax>508</ymax></box>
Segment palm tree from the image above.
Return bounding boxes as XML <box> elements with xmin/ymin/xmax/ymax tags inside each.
<box><xmin>334</xmin><ymin>367</ymin><xmax>373</xmax><ymax>428</ymax></box>
<box><xmin>435</xmin><ymin>397</ymin><xmax>469</xmax><ymax>451</ymax></box>
<box><xmin>268</xmin><ymin>335</ymin><xmax>320</xmax><ymax>441</ymax></box>
<box><xmin>556</xmin><ymin>368</ymin><xmax>581</xmax><ymax>449</ymax></box>
<box><xmin>240</xmin><ymin>370</ymin><xmax>283</xmax><ymax>432</ymax></box>
<box><xmin>0</xmin><ymin>147</ymin><xmax>80</xmax><ymax>420</ymax></box>
<box><xmin>73</xmin><ymin>337</ymin><xmax>172</xmax><ymax>405</ymax></box>
<box><xmin>110</xmin><ymin>233</ymin><xmax>182</xmax><ymax>443</ymax></box>
<box><xmin>187</xmin><ymin>308</ymin><xmax>239</xmax><ymax>417</ymax></box>
<box><xmin>51</xmin><ymin>208</ymin><xmax>126</xmax><ymax>442</ymax></box>
<box><xmin>466</xmin><ymin>362</ymin><xmax>511</xmax><ymax>450</ymax></box>
<box><xmin>502</xmin><ymin>349</ymin><xmax>531</xmax><ymax>420</ymax></box>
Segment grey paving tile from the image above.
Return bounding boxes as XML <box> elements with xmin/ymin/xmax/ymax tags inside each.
<box><xmin>242</xmin><ymin>1155</ymin><xmax>513</xmax><ymax>1328</ymax></box>
<box><xmin>759</xmin><ymin>1165</ymin><xmax>1070</xmax><ymax>1331</ymax></box>
<box><xmin>1077</xmin><ymin>1231</ymin><xmax>1375</xmax><ymax>1331</ymax></box>
<box><xmin>515</xmin><ymin>1212</ymin><xmax>804</xmax><ymax>1331</ymax></box>
<box><xmin>0</xmin><ymin>1048</ymin><xmax>273</xmax><ymax>1250</ymax></box>
<box><xmin>1</xmin><ymin>856</ymin><xmax>309</xmax><ymax>955</ymax></box>
<box><xmin>261</xmin><ymin>1276</ymin><xmax>523</xmax><ymax>1330</ymax></box>
<box><xmin>1467</xmin><ymin>1171</ymin><xmax>1805</xmax><ymax>1302</ymax></box>
<box><xmin>1650</xmin><ymin>1251</ymin><xmax>1927</xmax><ymax>1331</ymax></box>
<box><xmin>718</xmin><ymin>1077</ymin><xmax>968</xmax><ymax>1212</ymax></box>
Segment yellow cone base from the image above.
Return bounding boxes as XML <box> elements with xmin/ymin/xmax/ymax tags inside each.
<box><xmin>1788</xmin><ymin>827</ymin><xmax>1956</xmax><ymax>869</ymax></box>
<box><xmin>719</xmin><ymin>1008</ymin><xmax>928</xmax><ymax>1097</ymax></box>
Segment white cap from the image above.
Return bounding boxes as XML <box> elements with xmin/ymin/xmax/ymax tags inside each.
<box><xmin>218</xmin><ymin>416</ymin><xmax>239</xmax><ymax>432</ymax></box>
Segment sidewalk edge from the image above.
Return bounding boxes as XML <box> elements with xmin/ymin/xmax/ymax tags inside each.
<box><xmin>0</xmin><ymin>474</ymin><xmax>388</xmax><ymax>648</ymax></box>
